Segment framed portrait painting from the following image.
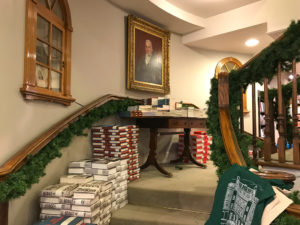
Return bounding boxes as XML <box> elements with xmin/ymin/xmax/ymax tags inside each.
<box><xmin>127</xmin><ymin>15</ymin><xmax>170</xmax><ymax>94</ymax></box>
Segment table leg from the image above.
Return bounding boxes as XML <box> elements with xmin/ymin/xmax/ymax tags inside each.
<box><xmin>171</xmin><ymin>128</ymin><xmax>206</xmax><ymax>168</ymax></box>
<box><xmin>140</xmin><ymin>128</ymin><xmax>172</xmax><ymax>177</ymax></box>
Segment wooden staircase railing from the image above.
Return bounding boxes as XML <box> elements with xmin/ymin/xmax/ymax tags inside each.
<box><xmin>241</xmin><ymin>59</ymin><xmax>300</xmax><ymax>170</ymax></box>
<box><xmin>0</xmin><ymin>94</ymin><xmax>142</xmax><ymax>225</ymax></box>
<box><xmin>217</xmin><ymin>72</ymin><xmax>300</xmax><ymax>220</ymax></box>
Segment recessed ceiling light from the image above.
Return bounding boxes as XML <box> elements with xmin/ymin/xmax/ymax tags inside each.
<box><xmin>245</xmin><ymin>38</ymin><xmax>259</xmax><ymax>47</ymax></box>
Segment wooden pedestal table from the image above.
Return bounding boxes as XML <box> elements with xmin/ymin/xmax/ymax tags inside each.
<box><xmin>135</xmin><ymin>116</ymin><xmax>207</xmax><ymax>177</ymax></box>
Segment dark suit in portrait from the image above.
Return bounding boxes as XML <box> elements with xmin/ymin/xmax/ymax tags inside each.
<box><xmin>135</xmin><ymin>39</ymin><xmax>162</xmax><ymax>85</ymax></box>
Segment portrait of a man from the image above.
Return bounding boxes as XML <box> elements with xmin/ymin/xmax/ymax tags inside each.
<box><xmin>127</xmin><ymin>15</ymin><xmax>170</xmax><ymax>94</ymax></box>
<box><xmin>135</xmin><ymin>38</ymin><xmax>162</xmax><ymax>85</ymax></box>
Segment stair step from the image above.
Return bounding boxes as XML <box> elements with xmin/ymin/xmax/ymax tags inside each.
<box><xmin>128</xmin><ymin>162</ymin><xmax>217</xmax><ymax>212</ymax></box>
<box><xmin>110</xmin><ymin>204</ymin><xmax>210</xmax><ymax>225</ymax></box>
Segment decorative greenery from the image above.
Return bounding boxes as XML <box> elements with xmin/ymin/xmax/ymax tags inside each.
<box><xmin>0</xmin><ymin>98</ymin><xmax>137</xmax><ymax>202</ymax></box>
<box><xmin>271</xmin><ymin>212</ymin><xmax>300</xmax><ymax>225</ymax></box>
<box><xmin>206</xmin><ymin>20</ymin><xmax>300</xmax><ymax>177</ymax></box>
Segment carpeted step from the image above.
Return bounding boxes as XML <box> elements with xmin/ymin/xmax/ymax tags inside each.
<box><xmin>127</xmin><ymin>162</ymin><xmax>218</xmax><ymax>212</ymax></box>
<box><xmin>110</xmin><ymin>204</ymin><xmax>210</xmax><ymax>225</ymax></box>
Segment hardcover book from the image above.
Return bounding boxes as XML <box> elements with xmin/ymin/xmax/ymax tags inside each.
<box><xmin>60</xmin><ymin>175</ymin><xmax>93</xmax><ymax>184</ymax></box>
<box><xmin>36</xmin><ymin>216</ymin><xmax>83</xmax><ymax>225</ymax></box>
<box><xmin>71</xmin><ymin>200</ymin><xmax>101</xmax><ymax>212</ymax></box>
<box><xmin>91</xmin><ymin>159</ymin><xmax>116</xmax><ymax>169</ymax></box>
<box><xmin>40</xmin><ymin>202</ymin><xmax>71</xmax><ymax>210</ymax></box>
<box><xmin>72</xmin><ymin>195</ymin><xmax>100</xmax><ymax>206</ymax></box>
<box><xmin>40</xmin><ymin>183</ymin><xmax>78</xmax><ymax>197</ymax></box>
<box><xmin>69</xmin><ymin>159</ymin><xmax>92</xmax><ymax>168</ymax></box>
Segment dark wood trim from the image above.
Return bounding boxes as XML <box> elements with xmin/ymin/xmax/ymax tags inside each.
<box><xmin>257</xmin><ymin>160</ymin><xmax>300</xmax><ymax>170</ymax></box>
<box><xmin>292</xmin><ymin>59</ymin><xmax>300</xmax><ymax>164</ymax></box>
<box><xmin>263</xmin><ymin>78</ymin><xmax>272</xmax><ymax>161</ymax></box>
<box><xmin>277</xmin><ymin>63</ymin><xmax>286</xmax><ymax>163</ymax></box>
<box><xmin>21</xmin><ymin>0</ymin><xmax>74</xmax><ymax>106</ymax></box>
<box><xmin>286</xmin><ymin>204</ymin><xmax>300</xmax><ymax>219</ymax></box>
<box><xmin>240</xmin><ymin>87</ymin><xmax>244</xmax><ymax>132</ymax></box>
<box><xmin>0</xmin><ymin>202</ymin><xmax>8</xmax><ymax>225</ymax></box>
<box><xmin>218</xmin><ymin>73</ymin><xmax>246</xmax><ymax>166</ymax></box>
<box><xmin>0</xmin><ymin>94</ymin><xmax>142</xmax><ymax>179</ymax></box>
<box><xmin>252</xmin><ymin>83</ymin><xmax>257</xmax><ymax>159</ymax></box>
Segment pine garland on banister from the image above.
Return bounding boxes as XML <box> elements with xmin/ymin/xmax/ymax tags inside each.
<box><xmin>206</xmin><ymin>21</ymin><xmax>300</xmax><ymax>224</ymax></box>
<box><xmin>0</xmin><ymin>98</ymin><xmax>137</xmax><ymax>202</ymax></box>
<box><xmin>206</xmin><ymin>20</ymin><xmax>300</xmax><ymax>177</ymax></box>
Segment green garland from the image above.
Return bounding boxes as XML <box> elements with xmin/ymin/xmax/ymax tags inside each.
<box><xmin>0</xmin><ymin>98</ymin><xmax>137</xmax><ymax>202</ymax></box>
<box><xmin>206</xmin><ymin>20</ymin><xmax>300</xmax><ymax>177</ymax></box>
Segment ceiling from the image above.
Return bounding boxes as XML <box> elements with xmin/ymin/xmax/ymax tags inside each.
<box><xmin>108</xmin><ymin>0</ymin><xmax>283</xmax><ymax>55</ymax></box>
<box><xmin>165</xmin><ymin>0</ymin><xmax>260</xmax><ymax>18</ymax></box>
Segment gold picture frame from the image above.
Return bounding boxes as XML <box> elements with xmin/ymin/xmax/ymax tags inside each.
<box><xmin>127</xmin><ymin>15</ymin><xmax>170</xmax><ymax>94</ymax></box>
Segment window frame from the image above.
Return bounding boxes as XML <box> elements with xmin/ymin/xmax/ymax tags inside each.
<box><xmin>20</xmin><ymin>0</ymin><xmax>75</xmax><ymax>106</ymax></box>
<box><xmin>215</xmin><ymin>57</ymin><xmax>249</xmax><ymax>114</ymax></box>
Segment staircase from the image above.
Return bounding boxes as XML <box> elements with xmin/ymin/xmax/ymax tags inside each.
<box><xmin>110</xmin><ymin>162</ymin><xmax>218</xmax><ymax>225</ymax></box>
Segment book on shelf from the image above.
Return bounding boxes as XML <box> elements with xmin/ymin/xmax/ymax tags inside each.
<box><xmin>60</xmin><ymin>175</ymin><xmax>93</xmax><ymax>184</ymax></box>
<box><xmin>40</xmin><ymin>183</ymin><xmax>78</xmax><ymax>197</ymax></box>
<box><xmin>35</xmin><ymin>216</ymin><xmax>83</xmax><ymax>225</ymax></box>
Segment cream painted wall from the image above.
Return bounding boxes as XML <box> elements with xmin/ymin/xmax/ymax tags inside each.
<box><xmin>169</xmin><ymin>34</ymin><xmax>250</xmax><ymax>108</ymax></box>
<box><xmin>1</xmin><ymin>1</ymin><xmax>252</xmax><ymax>224</ymax></box>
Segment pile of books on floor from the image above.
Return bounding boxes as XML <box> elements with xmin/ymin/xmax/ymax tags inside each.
<box><xmin>177</xmin><ymin>131</ymin><xmax>212</xmax><ymax>164</ymax></box>
<box><xmin>39</xmin><ymin>181</ymin><xmax>111</xmax><ymax>225</ymax></box>
<box><xmin>91</xmin><ymin>125</ymin><xmax>140</xmax><ymax>182</ymax></box>
<box><xmin>39</xmin><ymin>158</ymin><xmax>130</xmax><ymax>224</ymax></box>
<box><xmin>88</xmin><ymin>159</ymin><xmax>128</xmax><ymax>212</ymax></box>
<box><xmin>67</xmin><ymin>158</ymin><xmax>129</xmax><ymax>211</ymax></box>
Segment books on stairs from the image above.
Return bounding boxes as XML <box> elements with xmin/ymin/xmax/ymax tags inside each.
<box><xmin>40</xmin><ymin>183</ymin><xmax>78</xmax><ymax>197</ymax></box>
<box><xmin>72</xmin><ymin>180</ymin><xmax>110</xmax><ymax>199</ymax></box>
<box><xmin>35</xmin><ymin>216</ymin><xmax>83</xmax><ymax>225</ymax></box>
<box><xmin>40</xmin><ymin>196</ymin><xmax>72</xmax><ymax>204</ymax></box>
<box><xmin>91</xmin><ymin>159</ymin><xmax>116</xmax><ymax>169</ymax></box>
<box><xmin>60</xmin><ymin>175</ymin><xmax>93</xmax><ymax>184</ymax></box>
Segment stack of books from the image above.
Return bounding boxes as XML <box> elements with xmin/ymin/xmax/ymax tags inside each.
<box><xmin>60</xmin><ymin>181</ymin><xmax>112</xmax><ymax>225</ymax></box>
<box><xmin>67</xmin><ymin>159</ymin><xmax>92</xmax><ymax>175</ymax></box>
<box><xmin>112</xmin><ymin>158</ymin><xmax>129</xmax><ymax>211</ymax></box>
<box><xmin>127</xmin><ymin>125</ymin><xmax>140</xmax><ymax>181</ymax></box>
<box><xmin>39</xmin><ymin>183</ymin><xmax>78</xmax><ymax>220</ymax></box>
<box><xmin>91</xmin><ymin>125</ymin><xmax>140</xmax><ymax>182</ymax></box>
<box><xmin>91</xmin><ymin>126</ymin><xmax>130</xmax><ymax>160</ymax></box>
<box><xmin>90</xmin><ymin>159</ymin><xmax>128</xmax><ymax>212</ymax></box>
<box><xmin>177</xmin><ymin>131</ymin><xmax>212</xmax><ymax>164</ymax></box>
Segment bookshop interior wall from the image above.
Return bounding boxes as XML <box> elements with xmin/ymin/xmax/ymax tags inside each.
<box><xmin>1</xmin><ymin>0</ymin><xmax>252</xmax><ymax>224</ymax></box>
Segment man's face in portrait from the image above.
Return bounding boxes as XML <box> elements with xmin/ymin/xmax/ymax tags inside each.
<box><xmin>145</xmin><ymin>40</ymin><xmax>153</xmax><ymax>57</ymax></box>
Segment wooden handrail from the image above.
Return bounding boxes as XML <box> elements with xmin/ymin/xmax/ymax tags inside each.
<box><xmin>218</xmin><ymin>72</ymin><xmax>247</xmax><ymax>166</ymax></box>
<box><xmin>243</xmin><ymin>130</ymin><xmax>264</xmax><ymax>142</ymax></box>
<box><xmin>0</xmin><ymin>94</ymin><xmax>142</xmax><ymax>179</ymax></box>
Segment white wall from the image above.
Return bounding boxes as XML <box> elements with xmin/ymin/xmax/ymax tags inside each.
<box><xmin>0</xmin><ymin>1</ymin><xmax>252</xmax><ymax>224</ymax></box>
